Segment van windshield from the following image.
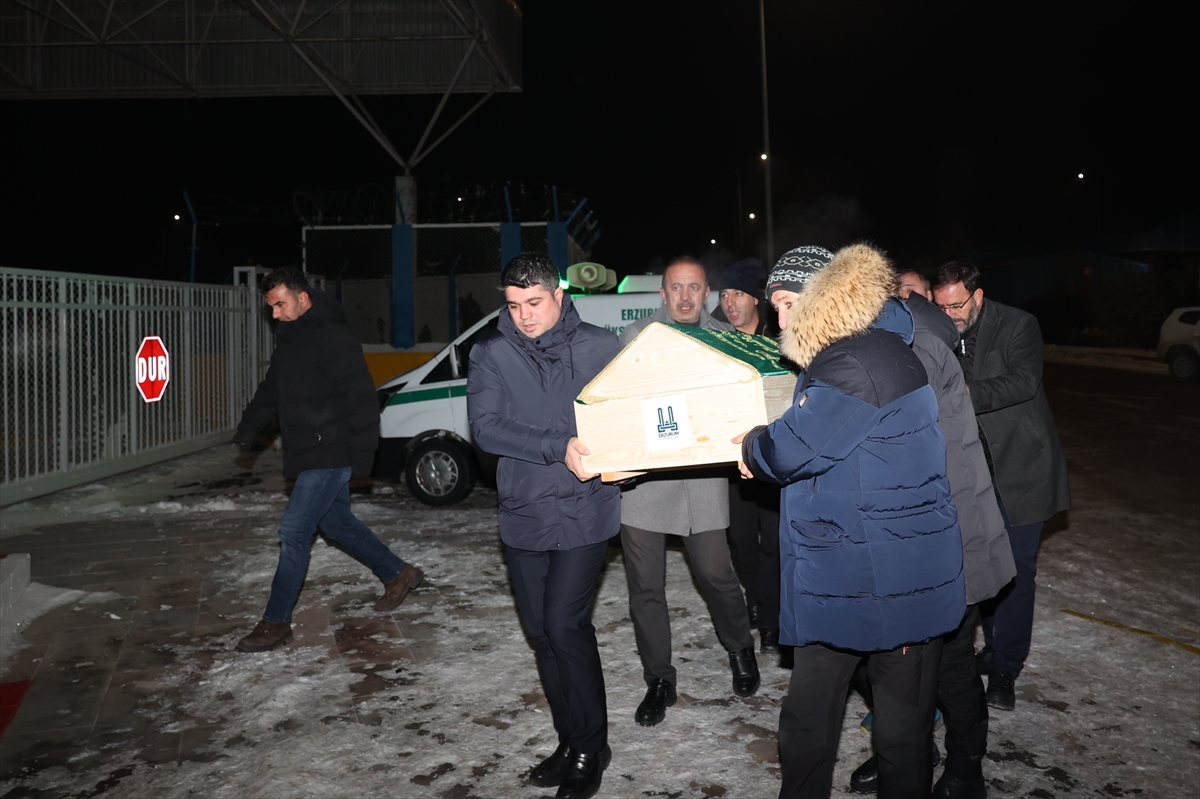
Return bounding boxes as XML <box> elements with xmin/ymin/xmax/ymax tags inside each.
<box><xmin>455</xmin><ymin>317</ymin><xmax>500</xmax><ymax>379</ymax></box>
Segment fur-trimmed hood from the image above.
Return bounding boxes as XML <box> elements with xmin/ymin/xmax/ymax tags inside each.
<box><xmin>779</xmin><ymin>243</ymin><xmax>907</xmax><ymax>368</ymax></box>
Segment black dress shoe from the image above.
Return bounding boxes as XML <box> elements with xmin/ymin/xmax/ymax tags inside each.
<box><xmin>933</xmin><ymin>772</ymin><xmax>987</xmax><ymax>799</ymax></box>
<box><xmin>760</xmin><ymin>628</ymin><xmax>780</xmax><ymax>653</ymax></box>
<box><xmin>556</xmin><ymin>744</ymin><xmax>611</xmax><ymax>799</ymax></box>
<box><xmin>730</xmin><ymin>647</ymin><xmax>760</xmax><ymax>697</ymax></box>
<box><xmin>528</xmin><ymin>742</ymin><xmax>571</xmax><ymax>787</ymax></box>
<box><xmin>849</xmin><ymin>755</ymin><xmax>878</xmax><ymax>794</ymax></box>
<box><xmin>986</xmin><ymin>670</ymin><xmax>1016</xmax><ymax>711</ymax></box>
<box><xmin>850</xmin><ymin>741</ymin><xmax>941</xmax><ymax>793</ymax></box>
<box><xmin>635</xmin><ymin>678</ymin><xmax>677</xmax><ymax>726</ymax></box>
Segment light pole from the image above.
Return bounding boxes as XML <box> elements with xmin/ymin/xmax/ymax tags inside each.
<box><xmin>759</xmin><ymin>0</ymin><xmax>774</xmax><ymax>265</ymax></box>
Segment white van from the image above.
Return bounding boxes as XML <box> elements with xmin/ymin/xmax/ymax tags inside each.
<box><xmin>373</xmin><ymin>290</ymin><xmax>713</xmax><ymax>505</ymax></box>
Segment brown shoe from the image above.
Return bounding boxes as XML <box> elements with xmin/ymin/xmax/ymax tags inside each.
<box><xmin>374</xmin><ymin>563</ymin><xmax>424</xmax><ymax>612</ymax></box>
<box><xmin>236</xmin><ymin>620</ymin><xmax>294</xmax><ymax>653</ymax></box>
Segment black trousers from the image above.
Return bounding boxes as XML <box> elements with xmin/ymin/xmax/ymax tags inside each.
<box><xmin>506</xmin><ymin>540</ymin><xmax>609</xmax><ymax>755</ymax></box>
<box><xmin>854</xmin><ymin>607</ymin><xmax>988</xmax><ymax>781</ymax></box>
<box><xmin>938</xmin><ymin>606</ymin><xmax>987</xmax><ymax>779</ymax></box>
<box><xmin>726</xmin><ymin>478</ymin><xmax>782</xmax><ymax>631</ymax></box>
<box><xmin>620</xmin><ymin>525</ymin><xmax>755</xmax><ymax>686</ymax></box>
<box><xmin>779</xmin><ymin>640</ymin><xmax>942</xmax><ymax>799</ymax></box>
<box><xmin>980</xmin><ymin>494</ymin><xmax>1042</xmax><ymax>678</ymax></box>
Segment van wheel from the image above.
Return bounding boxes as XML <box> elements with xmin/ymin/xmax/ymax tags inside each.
<box><xmin>1168</xmin><ymin>348</ymin><xmax>1200</xmax><ymax>381</ymax></box>
<box><xmin>406</xmin><ymin>440</ymin><xmax>474</xmax><ymax>506</ymax></box>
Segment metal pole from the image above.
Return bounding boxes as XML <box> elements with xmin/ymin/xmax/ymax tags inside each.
<box><xmin>759</xmin><ymin>0</ymin><xmax>774</xmax><ymax>265</ymax></box>
<box><xmin>184</xmin><ymin>190</ymin><xmax>198</xmax><ymax>282</ymax></box>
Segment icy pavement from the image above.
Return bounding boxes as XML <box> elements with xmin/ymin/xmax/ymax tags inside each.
<box><xmin>1</xmin><ymin>379</ymin><xmax>1198</xmax><ymax>798</ymax></box>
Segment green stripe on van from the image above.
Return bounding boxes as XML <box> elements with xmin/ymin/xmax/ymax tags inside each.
<box><xmin>386</xmin><ymin>384</ymin><xmax>467</xmax><ymax>407</ymax></box>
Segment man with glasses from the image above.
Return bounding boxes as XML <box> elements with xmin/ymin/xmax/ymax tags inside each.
<box><xmin>932</xmin><ymin>261</ymin><xmax>1070</xmax><ymax>712</ymax></box>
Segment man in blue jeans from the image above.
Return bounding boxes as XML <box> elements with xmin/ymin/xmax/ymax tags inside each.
<box><xmin>233</xmin><ymin>267</ymin><xmax>423</xmax><ymax>653</ymax></box>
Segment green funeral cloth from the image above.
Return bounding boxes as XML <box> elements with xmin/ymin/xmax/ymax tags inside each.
<box><xmin>662</xmin><ymin>324</ymin><xmax>790</xmax><ymax>376</ymax></box>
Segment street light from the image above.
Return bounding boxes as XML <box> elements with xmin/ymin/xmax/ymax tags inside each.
<box><xmin>748</xmin><ymin>213</ymin><xmax>756</xmax><ymax>220</ymax></box>
<box><xmin>1077</xmin><ymin>173</ymin><xmax>1084</xmax><ymax>179</ymax></box>
<box><xmin>761</xmin><ymin>154</ymin><xmax>768</xmax><ymax>161</ymax></box>
<box><xmin>711</xmin><ymin>239</ymin><xmax>717</xmax><ymax>245</ymax></box>
<box><xmin>174</xmin><ymin>214</ymin><xmax>180</xmax><ymax>221</ymax></box>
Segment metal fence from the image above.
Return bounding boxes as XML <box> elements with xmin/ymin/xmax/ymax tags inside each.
<box><xmin>1</xmin><ymin>267</ymin><xmax>271</xmax><ymax>506</ymax></box>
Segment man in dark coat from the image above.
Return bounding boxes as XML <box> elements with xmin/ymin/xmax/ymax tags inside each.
<box><xmin>849</xmin><ymin>289</ymin><xmax>1017</xmax><ymax>799</ymax></box>
<box><xmin>716</xmin><ymin>258</ymin><xmax>783</xmax><ymax>651</ymax></box>
<box><xmin>933</xmin><ymin>261</ymin><xmax>1070</xmax><ymax>712</ymax></box>
<box><xmin>233</xmin><ymin>267</ymin><xmax>423</xmax><ymax>653</ymax></box>
<box><xmin>618</xmin><ymin>257</ymin><xmax>759</xmax><ymax>728</ymax></box>
<box><xmin>466</xmin><ymin>253</ymin><xmax>621</xmax><ymax>799</ymax></box>
<box><xmin>738</xmin><ymin>243</ymin><xmax>966</xmax><ymax>799</ymax></box>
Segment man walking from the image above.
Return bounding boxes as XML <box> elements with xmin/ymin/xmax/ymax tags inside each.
<box><xmin>233</xmin><ymin>267</ymin><xmax>423</xmax><ymax>653</ymax></box>
<box><xmin>932</xmin><ymin>261</ymin><xmax>1070</xmax><ymax>711</ymax></box>
<box><xmin>467</xmin><ymin>253</ymin><xmax>621</xmax><ymax>799</ymax></box>
<box><xmin>739</xmin><ymin>244</ymin><xmax>965</xmax><ymax>798</ymax></box>
<box><xmin>619</xmin><ymin>256</ymin><xmax>760</xmax><ymax>727</ymax></box>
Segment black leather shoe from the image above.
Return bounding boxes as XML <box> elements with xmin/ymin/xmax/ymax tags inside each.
<box><xmin>528</xmin><ymin>742</ymin><xmax>570</xmax><ymax>787</ymax></box>
<box><xmin>933</xmin><ymin>772</ymin><xmax>987</xmax><ymax>799</ymax></box>
<box><xmin>849</xmin><ymin>755</ymin><xmax>878</xmax><ymax>794</ymax></box>
<box><xmin>730</xmin><ymin>647</ymin><xmax>760</xmax><ymax>697</ymax></box>
<box><xmin>986</xmin><ymin>670</ymin><xmax>1016</xmax><ymax>711</ymax></box>
<box><xmin>975</xmin><ymin>644</ymin><xmax>993</xmax><ymax>676</ymax></box>
<box><xmin>760</xmin><ymin>628</ymin><xmax>780</xmax><ymax>653</ymax></box>
<box><xmin>635</xmin><ymin>678</ymin><xmax>677</xmax><ymax>726</ymax></box>
<box><xmin>850</xmin><ymin>742</ymin><xmax>941</xmax><ymax>793</ymax></box>
<box><xmin>555</xmin><ymin>744</ymin><xmax>611</xmax><ymax>799</ymax></box>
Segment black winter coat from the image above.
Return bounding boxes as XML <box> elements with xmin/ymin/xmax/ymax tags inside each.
<box><xmin>234</xmin><ymin>288</ymin><xmax>379</xmax><ymax>478</ymax></box>
<box><xmin>466</xmin><ymin>294</ymin><xmax>622</xmax><ymax>551</ymax></box>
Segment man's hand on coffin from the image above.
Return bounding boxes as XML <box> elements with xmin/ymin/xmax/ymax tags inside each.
<box><xmin>732</xmin><ymin>431</ymin><xmax>754</xmax><ymax>479</ymax></box>
<box><xmin>565</xmin><ymin>437</ymin><xmax>598</xmax><ymax>482</ymax></box>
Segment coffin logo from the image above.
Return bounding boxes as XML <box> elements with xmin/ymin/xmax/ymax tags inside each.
<box><xmin>642</xmin><ymin>394</ymin><xmax>692</xmax><ymax>452</ymax></box>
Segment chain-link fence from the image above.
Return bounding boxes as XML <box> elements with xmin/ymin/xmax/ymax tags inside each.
<box><xmin>1</xmin><ymin>267</ymin><xmax>270</xmax><ymax>505</ymax></box>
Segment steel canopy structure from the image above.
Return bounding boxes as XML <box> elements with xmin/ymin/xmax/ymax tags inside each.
<box><xmin>0</xmin><ymin>0</ymin><xmax>522</xmax><ymax>170</ymax></box>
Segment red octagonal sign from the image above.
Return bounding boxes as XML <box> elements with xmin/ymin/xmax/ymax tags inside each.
<box><xmin>136</xmin><ymin>336</ymin><xmax>170</xmax><ymax>403</ymax></box>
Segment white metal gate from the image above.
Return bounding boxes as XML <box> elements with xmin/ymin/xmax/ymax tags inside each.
<box><xmin>1</xmin><ymin>266</ymin><xmax>272</xmax><ymax>506</ymax></box>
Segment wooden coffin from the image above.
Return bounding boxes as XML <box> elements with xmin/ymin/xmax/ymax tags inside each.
<box><xmin>574</xmin><ymin>322</ymin><xmax>798</xmax><ymax>480</ymax></box>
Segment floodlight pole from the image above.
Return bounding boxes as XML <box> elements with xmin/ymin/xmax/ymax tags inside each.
<box><xmin>760</xmin><ymin>0</ymin><xmax>774</xmax><ymax>265</ymax></box>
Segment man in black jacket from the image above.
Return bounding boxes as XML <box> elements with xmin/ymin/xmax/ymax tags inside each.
<box><xmin>467</xmin><ymin>253</ymin><xmax>621</xmax><ymax>799</ymax></box>
<box><xmin>233</xmin><ymin>267</ymin><xmax>423</xmax><ymax>653</ymax></box>
<box><xmin>933</xmin><ymin>261</ymin><xmax>1070</xmax><ymax>712</ymax></box>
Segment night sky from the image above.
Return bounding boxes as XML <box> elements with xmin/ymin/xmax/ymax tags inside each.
<box><xmin>1</xmin><ymin>2</ymin><xmax>1192</xmax><ymax>284</ymax></box>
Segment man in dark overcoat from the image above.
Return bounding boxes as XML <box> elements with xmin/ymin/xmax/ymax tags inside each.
<box><xmin>467</xmin><ymin>253</ymin><xmax>621</xmax><ymax>799</ymax></box>
<box><xmin>932</xmin><ymin>261</ymin><xmax>1071</xmax><ymax>712</ymax></box>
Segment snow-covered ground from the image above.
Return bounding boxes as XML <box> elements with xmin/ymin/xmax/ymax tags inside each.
<box><xmin>1</xmin><ymin>375</ymin><xmax>1197</xmax><ymax>798</ymax></box>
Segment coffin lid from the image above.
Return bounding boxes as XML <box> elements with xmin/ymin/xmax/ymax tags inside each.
<box><xmin>577</xmin><ymin>322</ymin><xmax>791</xmax><ymax>405</ymax></box>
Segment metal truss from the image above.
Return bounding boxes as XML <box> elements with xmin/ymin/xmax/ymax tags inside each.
<box><xmin>0</xmin><ymin>0</ymin><xmax>522</xmax><ymax>170</ymax></box>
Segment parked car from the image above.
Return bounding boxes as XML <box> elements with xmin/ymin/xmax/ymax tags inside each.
<box><xmin>372</xmin><ymin>291</ymin><xmax>715</xmax><ymax>505</ymax></box>
<box><xmin>1158</xmin><ymin>306</ymin><xmax>1200</xmax><ymax>381</ymax></box>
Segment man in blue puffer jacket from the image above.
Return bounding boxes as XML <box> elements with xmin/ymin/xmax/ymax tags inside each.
<box><xmin>467</xmin><ymin>253</ymin><xmax>621</xmax><ymax>799</ymax></box>
<box><xmin>738</xmin><ymin>243</ymin><xmax>966</xmax><ymax>799</ymax></box>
